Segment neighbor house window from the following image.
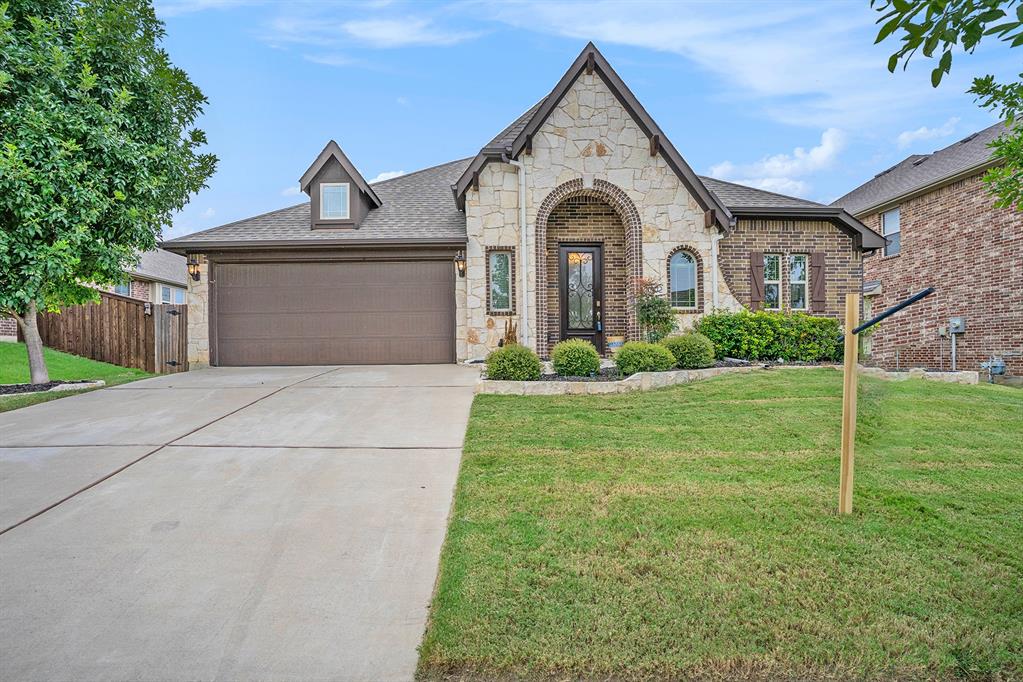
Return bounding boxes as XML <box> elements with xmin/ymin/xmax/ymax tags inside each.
<box><xmin>488</xmin><ymin>250</ymin><xmax>513</xmax><ymax>313</ymax></box>
<box><xmin>113</xmin><ymin>283</ymin><xmax>131</xmax><ymax>296</ymax></box>
<box><xmin>173</xmin><ymin>288</ymin><xmax>186</xmax><ymax>304</ymax></box>
<box><xmin>882</xmin><ymin>207</ymin><xmax>900</xmax><ymax>256</ymax></box>
<box><xmin>320</xmin><ymin>183</ymin><xmax>350</xmax><ymax>220</ymax></box>
<box><xmin>788</xmin><ymin>254</ymin><xmax>808</xmax><ymax>311</ymax></box>
<box><xmin>669</xmin><ymin>250</ymin><xmax>697</xmax><ymax>309</ymax></box>
<box><xmin>161</xmin><ymin>285</ymin><xmax>172</xmax><ymax>303</ymax></box>
<box><xmin>763</xmin><ymin>254</ymin><xmax>781</xmax><ymax>310</ymax></box>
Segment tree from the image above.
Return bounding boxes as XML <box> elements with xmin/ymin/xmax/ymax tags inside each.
<box><xmin>873</xmin><ymin>0</ymin><xmax>1023</xmax><ymax>211</ymax></box>
<box><xmin>0</xmin><ymin>0</ymin><xmax>216</xmax><ymax>383</ymax></box>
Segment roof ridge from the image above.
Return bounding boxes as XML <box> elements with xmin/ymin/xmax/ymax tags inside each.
<box><xmin>164</xmin><ymin>201</ymin><xmax>309</xmax><ymax>243</ymax></box>
<box><xmin>699</xmin><ymin>175</ymin><xmax>822</xmax><ymax>206</ymax></box>
<box><xmin>370</xmin><ymin>157</ymin><xmax>473</xmax><ymax>186</ymax></box>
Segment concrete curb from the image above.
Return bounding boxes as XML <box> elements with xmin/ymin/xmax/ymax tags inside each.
<box><xmin>0</xmin><ymin>380</ymin><xmax>106</xmax><ymax>397</ymax></box>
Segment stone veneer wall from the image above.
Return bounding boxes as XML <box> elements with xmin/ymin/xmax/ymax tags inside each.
<box><xmin>186</xmin><ymin>255</ymin><xmax>210</xmax><ymax>367</ymax></box>
<box><xmin>718</xmin><ymin>218</ymin><xmax>861</xmax><ymax>319</ymax></box>
<box><xmin>462</xmin><ymin>71</ymin><xmax>740</xmax><ymax>361</ymax></box>
<box><xmin>860</xmin><ymin>173</ymin><xmax>1022</xmax><ymax>374</ymax></box>
<box><xmin>0</xmin><ymin>316</ymin><xmax>16</xmax><ymax>338</ymax></box>
<box><xmin>545</xmin><ymin>195</ymin><xmax>628</xmax><ymax>354</ymax></box>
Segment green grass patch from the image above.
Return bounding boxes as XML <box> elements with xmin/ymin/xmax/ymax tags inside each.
<box><xmin>419</xmin><ymin>369</ymin><xmax>1023</xmax><ymax>680</ymax></box>
<box><xmin>0</xmin><ymin>342</ymin><xmax>151</xmax><ymax>412</ymax></box>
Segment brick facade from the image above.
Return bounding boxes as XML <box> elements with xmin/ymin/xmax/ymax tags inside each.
<box><xmin>860</xmin><ymin>173</ymin><xmax>1022</xmax><ymax>374</ymax></box>
<box><xmin>545</xmin><ymin>195</ymin><xmax>629</xmax><ymax>355</ymax></box>
<box><xmin>719</xmin><ymin>218</ymin><xmax>862</xmax><ymax>320</ymax></box>
<box><xmin>1</xmin><ymin>315</ymin><xmax>16</xmax><ymax>338</ymax></box>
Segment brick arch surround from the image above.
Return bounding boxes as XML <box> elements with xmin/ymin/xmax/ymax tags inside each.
<box><xmin>665</xmin><ymin>244</ymin><xmax>704</xmax><ymax>311</ymax></box>
<box><xmin>534</xmin><ymin>178</ymin><xmax>643</xmax><ymax>357</ymax></box>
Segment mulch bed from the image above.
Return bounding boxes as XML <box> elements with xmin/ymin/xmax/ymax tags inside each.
<box><xmin>0</xmin><ymin>380</ymin><xmax>92</xmax><ymax>396</ymax></box>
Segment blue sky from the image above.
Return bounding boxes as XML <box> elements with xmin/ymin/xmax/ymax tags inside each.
<box><xmin>157</xmin><ymin>0</ymin><xmax>1019</xmax><ymax>239</ymax></box>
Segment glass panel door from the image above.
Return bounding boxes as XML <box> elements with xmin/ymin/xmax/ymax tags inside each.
<box><xmin>566</xmin><ymin>251</ymin><xmax>594</xmax><ymax>329</ymax></box>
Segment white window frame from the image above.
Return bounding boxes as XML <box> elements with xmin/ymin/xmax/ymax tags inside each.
<box><xmin>113</xmin><ymin>282</ymin><xmax>131</xmax><ymax>296</ymax></box>
<box><xmin>788</xmin><ymin>254</ymin><xmax>808</xmax><ymax>311</ymax></box>
<box><xmin>488</xmin><ymin>250</ymin><xmax>513</xmax><ymax>313</ymax></box>
<box><xmin>763</xmin><ymin>254</ymin><xmax>781</xmax><ymax>311</ymax></box>
<box><xmin>882</xmin><ymin>207</ymin><xmax>900</xmax><ymax>256</ymax></box>
<box><xmin>669</xmin><ymin>250</ymin><xmax>698</xmax><ymax>310</ymax></box>
<box><xmin>173</xmin><ymin>288</ymin><xmax>186</xmax><ymax>304</ymax></box>
<box><xmin>161</xmin><ymin>285</ymin><xmax>172</xmax><ymax>304</ymax></box>
<box><xmin>320</xmin><ymin>182</ymin><xmax>350</xmax><ymax>220</ymax></box>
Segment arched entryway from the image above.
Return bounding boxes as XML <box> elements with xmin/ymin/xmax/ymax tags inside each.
<box><xmin>534</xmin><ymin>179</ymin><xmax>642</xmax><ymax>358</ymax></box>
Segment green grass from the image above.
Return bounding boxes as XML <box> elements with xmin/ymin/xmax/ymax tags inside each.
<box><xmin>0</xmin><ymin>342</ymin><xmax>151</xmax><ymax>412</ymax></box>
<box><xmin>419</xmin><ymin>369</ymin><xmax>1023</xmax><ymax>680</ymax></box>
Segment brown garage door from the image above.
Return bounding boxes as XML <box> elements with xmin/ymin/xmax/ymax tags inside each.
<box><xmin>213</xmin><ymin>260</ymin><xmax>455</xmax><ymax>366</ymax></box>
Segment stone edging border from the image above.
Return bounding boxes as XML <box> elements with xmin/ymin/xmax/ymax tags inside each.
<box><xmin>0</xmin><ymin>380</ymin><xmax>106</xmax><ymax>397</ymax></box>
<box><xmin>476</xmin><ymin>364</ymin><xmax>980</xmax><ymax>395</ymax></box>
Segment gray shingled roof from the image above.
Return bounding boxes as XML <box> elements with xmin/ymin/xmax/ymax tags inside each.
<box><xmin>164</xmin><ymin>158</ymin><xmax>471</xmax><ymax>247</ymax></box>
<box><xmin>485</xmin><ymin>99</ymin><xmax>545</xmax><ymax>151</ymax></box>
<box><xmin>699</xmin><ymin>176</ymin><xmax>823</xmax><ymax>210</ymax></box>
<box><xmin>832</xmin><ymin>122</ymin><xmax>1006</xmax><ymax>215</ymax></box>
<box><xmin>129</xmin><ymin>248</ymin><xmax>187</xmax><ymax>286</ymax></box>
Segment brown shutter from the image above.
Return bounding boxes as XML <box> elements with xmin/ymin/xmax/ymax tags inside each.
<box><xmin>749</xmin><ymin>251</ymin><xmax>764</xmax><ymax>311</ymax></box>
<box><xmin>810</xmin><ymin>252</ymin><xmax>826</xmax><ymax>313</ymax></box>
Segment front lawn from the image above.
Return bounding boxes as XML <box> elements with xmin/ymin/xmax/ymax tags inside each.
<box><xmin>0</xmin><ymin>342</ymin><xmax>151</xmax><ymax>412</ymax></box>
<box><xmin>419</xmin><ymin>369</ymin><xmax>1023</xmax><ymax>680</ymax></box>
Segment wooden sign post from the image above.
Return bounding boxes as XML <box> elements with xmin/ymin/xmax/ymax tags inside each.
<box><xmin>839</xmin><ymin>293</ymin><xmax>860</xmax><ymax>515</ymax></box>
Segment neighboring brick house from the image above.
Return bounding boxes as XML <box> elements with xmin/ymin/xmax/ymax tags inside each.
<box><xmin>1</xmin><ymin>248</ymin><xmax>187</xmax><ymax>341</ymax></box>
<box><xmin>833</xmin><ymin>122</ymin><xmax>1022</xmax><ymax>376</ymax></box>
<box><xmin>163</xmin><ymin>43</ymin><xmax>884</xmax><ymax>367</ymax></box>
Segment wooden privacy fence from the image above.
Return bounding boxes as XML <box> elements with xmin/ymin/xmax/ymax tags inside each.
<box><xmin>20</xmin><ymin>291</ymin><xmax>188</xmax><ymax>374</ymax></box>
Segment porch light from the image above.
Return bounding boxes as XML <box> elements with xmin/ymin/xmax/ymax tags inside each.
<box><xmin>187</xmin><ymin>255</ymin><xmax>201</xmax><ymax>282</ymax></box>
<box><xmin>454</xmin><ymin>250</ymin><xmax>466</xmax><ymax>278</ymax></box>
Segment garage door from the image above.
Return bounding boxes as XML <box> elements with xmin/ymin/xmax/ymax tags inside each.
<box><xmin>213</xmin><ymin>260</ymin><xmax>455</xmax><ymax>366</ymax></box>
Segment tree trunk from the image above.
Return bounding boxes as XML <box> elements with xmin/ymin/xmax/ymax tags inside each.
<box><xmin>17</xmin><ymin>302</ymin><xmax>50</xmax><ymax>384</ymax></box>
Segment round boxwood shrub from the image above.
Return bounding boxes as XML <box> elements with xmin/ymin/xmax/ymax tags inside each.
<box><xmin>614</xmin><ymin>341</ymin><xmax>676</xmax><ymax>376</ymax></box>
<box><xmin>550</xmin><ymin>339</ymin><xmax>601</xmax><ymax>377</ymax></box>
<box><xmin>661</xmin><ymin>332</ymin><xmax>716</xmax><ymax>369</ymax></box>
<box><xmin>485</xmin><ymin>343</ymin><xmax>542</xmax><ymax>381</ymax></box>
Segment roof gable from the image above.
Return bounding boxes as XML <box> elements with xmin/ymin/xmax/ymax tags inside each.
<box><xmin>453</xmin><ymin>42</ymin><xmax>733</xmax><ymax>230</ymax></box>
<box><xmin>299</xmin><ymin>140</ymin><xmax>382</xmax><ymax>208</ymax></box>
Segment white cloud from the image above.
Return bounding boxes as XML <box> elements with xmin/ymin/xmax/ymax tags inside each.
<box><xmin>896</xmin><ymin>117</ymin><xmax>960</xmax><ymax>148</ymax></box>
<box><xmin>396</xmin><ymin>96</ymin><xmax>409</xmax><ymax>106</ymax></box>
<box><xmin>341</xmin><ymin>18</ymin><xmax>481</xmax><ymax>48</ymax></box>
<box><xmin>281</xmin><ymin>185</ymin><xmax>302</xmax><ymax>197</ymax></box>
<box><xmin>303</xmin><ymin>53</ymin><xmax>357</xmax><ymax>67</ymax></box>
<box><xmin>201</xmin><ymin>207</ymin><xmax>216</xmax><ymax>218</ymax></box>
<box><xmin>369</xmin><ymin>170</ymin><xmax>406</xmax><ymax>183</ymax></box>
<box><xmin>155</xmin><ymin>0</ymin><xmax>254</xmax><ymax>18</ymax></box>
<box><xmin>709</xmin><ymin>129</ymin><xmax>845</xmax><ymax>198</ymax></box>
<box><xmin>264</xmin><ymin>14</ymin><xmax>481</xmax><ymax>53</ymax></box>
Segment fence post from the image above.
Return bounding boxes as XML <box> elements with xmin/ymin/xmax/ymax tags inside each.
<box><xmin>839</xmin><ymin>293</ymin><xmax>859</xmax><ymax>515</ymax></box>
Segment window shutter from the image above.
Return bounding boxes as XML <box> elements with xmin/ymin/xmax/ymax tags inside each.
<box><xmin>811</xmin><ymin>252</ymin><xmax>826</xmax><ymax>312</ymax></box>
<box><xmin>749</xmin><ymin>251</ymin><xmax>764</xmax><ymax>311</ymax></box>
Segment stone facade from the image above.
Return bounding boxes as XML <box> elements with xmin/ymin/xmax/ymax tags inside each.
<box><xmin>462</xmin><ymin>72</ymin><xmax>739</xmax><ymax>361</ymax></box>
<box><xmin>0</xmin><ymin>315</ymin><xmax>16</xmax><ymax>338</ymax></box>
<box><xmin>860</xmin><ymin>172</ymin><xmax>1022</xmax><ymax>374</ymax></box>
<box><xmin>719</xmin><ymin>218</ymin><xmax>863</xmax><ymax>319</ymax></box>
<box><xmin>186</xmin><ymin>255</ymin><xmax>210</xmax><ymax>367</ymax></box>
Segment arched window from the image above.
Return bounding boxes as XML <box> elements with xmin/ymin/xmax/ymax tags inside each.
<box><xmin>669</xmin><ymin>250</ymin><xmax>697</xmax><ymax>309</ymax></box>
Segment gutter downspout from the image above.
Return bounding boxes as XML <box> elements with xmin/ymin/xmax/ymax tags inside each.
<box><xmin>711</xmin><ymin>233</ymin><xmax>723</xmax><ymax>310</ymax></box>
<box><xmin>506</xmin><ymin>156</ymin><xmax>530</xmax><ymax>349</ymax></box>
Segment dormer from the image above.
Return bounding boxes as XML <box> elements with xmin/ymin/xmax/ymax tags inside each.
<box><xmin>299</xmin><ymin>140</ymin><xmax>382</xmax><ymax>230</ymax></box>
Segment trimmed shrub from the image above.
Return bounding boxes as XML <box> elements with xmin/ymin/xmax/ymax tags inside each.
<box><xmin>635</xmin><ymin>278</ymin><xmax>676</xmax><ymax>342</ymax></box>
<box><xmin>551</xmin><ymin>339</ymin><xmax>601</xmax><ymax>377</ymax></box>
<box><xmin>662</xmin><ymin>332</ymin><xmax>715</xmax><ymax>369</ymax></box>
<box><xmin>485</xmin><ymin>344</ymin><xmax>542</xmax><ymax>381</ymax></box>
<box><xmin>614</xmin><ymin>341</ymin><xmax>676</xmax><ymax>376</ymax></box>
<box><xmin>696</xmin><ymin>310</ymin><xmax>840</xmax><ymax>362</ymax></box>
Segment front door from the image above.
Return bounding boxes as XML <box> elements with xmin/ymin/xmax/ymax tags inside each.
<box><xmin>558</xmin><ymin>245</ymin><xmax>603</xmax><ymax>353</ymax></box>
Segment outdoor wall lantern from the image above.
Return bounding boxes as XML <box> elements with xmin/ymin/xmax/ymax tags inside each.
<box><xmin>187</xmin><ymin>255</ymin><xmax>201</xmax><ymax>281</ymax></box>
<box><xmin>454</xmin><ymin>250</ymin><xmax>466</xmax><ymax>278</ymax></box>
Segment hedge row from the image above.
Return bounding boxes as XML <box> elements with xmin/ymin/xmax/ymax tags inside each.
<box><xmin>695</xmin><ymin>310</ymin><xmax>840</xmax><ymax>362</ymax></box>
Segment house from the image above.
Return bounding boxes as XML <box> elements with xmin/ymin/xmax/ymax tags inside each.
<box><xmin>833</xmin><ymin>122</ymin><xmax>1021</xmax><ymax>376</ymax></box>
<box><xmin>110</xmin><ymin>248</ymin><xmax>189</xmax><ymax>305</ymax></box>
<box><xmin>0</xmin><ymin>248</ymin><xmax>187</xmax><ymax>341</ymax></box>
<box><xmin>162</xmin><ymin>43</ymin><xmax>884</xmax><ymax>367</ymax></box>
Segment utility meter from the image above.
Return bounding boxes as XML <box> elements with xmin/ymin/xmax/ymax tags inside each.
<box><xmin>948</xmin><ymin>317</ymin><xmax>966</xmax><ymax>334</ymax></box>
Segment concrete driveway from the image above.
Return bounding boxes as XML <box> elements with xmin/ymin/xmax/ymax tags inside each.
<box><xmin>0</xmin><ymin>364</ymin><xmax>478</xmax><ymax>681</ymax></box>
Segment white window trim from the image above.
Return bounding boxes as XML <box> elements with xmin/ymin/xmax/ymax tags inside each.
<box><xmin>320</xmin><ymin>182</ymin><xmax>351</xmax><ymax>220</ymax></box>
<box><xmin>882</xmin><ymin>207</ymin><xmax>900</xmax><ymax>257</ymax></box>
<box><xmin>764</xmin><ymin>254</ymin><xmax>781</xmax><ymax>311</ymax></box>
<box><xmin>488</xmin><ymin>251</ymin><xmax>513</xmax><ymax>313</ymax></box>
<box><xmin>161</xmin><ymin>285</ymin><xmax>172</xmax><ymax>304</ymax></box>
<box><xmin>788</xmin><ymin>254</ymin><xmax>808</xmax><ymax>311</ymax></box>
<box><xmin>669</xmin><ymin>250</ymin><xmax>698</xmax><ymax>310</ymax></box>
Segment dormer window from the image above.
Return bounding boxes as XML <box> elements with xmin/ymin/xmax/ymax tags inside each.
<box><xmin>320</xmin><ymin>183</ymin><xmax>350</xmax><ymax>220</ymax></box>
